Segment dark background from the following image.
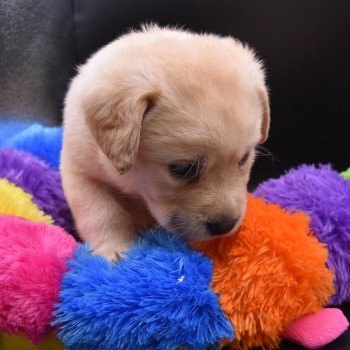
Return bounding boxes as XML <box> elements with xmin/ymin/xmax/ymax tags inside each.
<box><xmin>0</xmin><ymin>1</ymin><xmax>349</xmax><ymax>348</ymax></box>
<box><xmin>1</xmin><ymin>0</ymin><xmax>349</xmax><ymax>186</ymax></box>
<box><xmin>74</xmin><ymin>0</ymin><xmax>350</xmax><ymax>188</ymax></box>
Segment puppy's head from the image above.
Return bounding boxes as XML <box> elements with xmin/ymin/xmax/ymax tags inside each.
<box><xmin>82</xmin><ymin>27</ymin><xmax>270</xmax><ymax>240</ymax></box>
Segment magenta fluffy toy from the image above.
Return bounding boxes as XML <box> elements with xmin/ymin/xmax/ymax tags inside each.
<box><xmin>0</xmin><ymin>215</ymin><xmax>77</xmax><ymax>344</ymax></box>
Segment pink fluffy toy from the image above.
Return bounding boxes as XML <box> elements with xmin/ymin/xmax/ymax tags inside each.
<box><xmin>0</xmin><ymin>215</ymin><xmax>77</xmax><ymax>343</ymax></box>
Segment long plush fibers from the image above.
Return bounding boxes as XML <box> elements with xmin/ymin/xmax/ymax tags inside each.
<box><xmin>255</xmin><ymin>164</ymin><xmax>350</xmax><ymax>305</ymax></box>
<box><xmin>0</xmin><ymin>215</ymin><xmax>77</xmax><ymax>344</ymax></box>
<box><xmin>0</xmin><ymin>148</ymin><xmax>74</xmax><ymax>233</ymax></box>
<box><xmin>0</xmin><ymin>123</ymin><xmax>63</xmax><ymax>169</ymax></box>
<box><xmin>0</xmin><ymin>120</ymin><xmax>34</xmax><ymax>142</ymax></box>
<box><xmin>54</xmin><ymin>229</ymin><xmax>234</xmax><ymax>350</ymax></box>
<box><xmin>192</xmin><ymin>195</ymin><xmax>334</xmax><ymax>350</ymax></box>
<box><xmin>0</xmin><ymin>178</ymin><xmax>52</xmax><ymax>224</ymax></box>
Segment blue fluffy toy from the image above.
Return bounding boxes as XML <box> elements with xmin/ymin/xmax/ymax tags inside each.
<box><xmin>0</xmin><ymin>121</ymin><xmax>62</xmax><ymax>169</ymax></box>
<box><xmin>53</xmin><ymin>230</ymin><xmax>234</xmax><ymax>350</ymax></box>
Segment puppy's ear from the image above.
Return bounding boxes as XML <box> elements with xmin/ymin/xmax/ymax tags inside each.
<box><xmin>83</xmin><ymin>75</ymin><xmax>158</xmax><ymax>174</ymax></box>
<box><xmin>258</xmin><ymin>87</ymin><xmax>270</xmax><ymax>144</ymax></box>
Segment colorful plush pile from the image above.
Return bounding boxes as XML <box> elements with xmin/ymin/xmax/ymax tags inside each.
<box><xmin>192</xmin><ymin>195</ymin><xmax>334</xmax><ymax>349</ymax></box>
<box><xmin>255</xmin><ymin>165</ymin><xmax>350</xmax><ymax>305</ymax></box>
<box><xmin>0</xmin><ymin>148</ymin><xmax>74</xmax><ymax>233</ymax></box>
<box><xmin>0</xmin><ymin>122</ymin><xmax>349</xmax><ymax>350</ymax></box>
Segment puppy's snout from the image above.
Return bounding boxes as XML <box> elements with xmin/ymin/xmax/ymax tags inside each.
<box><xmin>206</xmin><ymin>217</ymin><xmax>238</xmax><ymax>236</ymax></box>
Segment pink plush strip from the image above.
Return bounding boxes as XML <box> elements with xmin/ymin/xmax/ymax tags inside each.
<box><xmin>0</xmin><ymin>215</ymin><xmax>77</xmax><ymax>344</ymax></box>
<box><xmin>283</xmin><ymin>308</ymin><xmax>349</xmax><ymax>349</ymax></box>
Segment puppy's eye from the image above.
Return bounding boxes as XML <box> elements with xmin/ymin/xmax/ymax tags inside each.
<box><xmin>238</xmin><ymin>152</ymin><xmax>250</xmax><ymax>167</ymax></box>
<box><xmin>169</xmin><ymin>163</ymin><xmax>195</xmax><ymax>178</ymax></box>
<box><xmin>169</xmin><ymin>159</ymin><xmax>203</xmax><ymax>180</ymax></box>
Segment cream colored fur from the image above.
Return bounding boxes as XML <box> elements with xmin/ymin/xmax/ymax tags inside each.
<box><xmin>61</xmin><ymin>25</ymin><xmax>270</xmax><ymax>260</ymax></box>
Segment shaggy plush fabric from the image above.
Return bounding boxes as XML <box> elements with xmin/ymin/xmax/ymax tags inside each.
<box><xmin>192</xmin><ymin>195</ymin><xmax>334</xmax><ymax>350</ymax></box>
<box><xmin>255</xmin><ymin>164</ymin><xmax>350</xmax><ymax>305</ymax></box>
<box><xmin>0</xmin><ymin>178</ymin><xmax>52</xmax><ymax>224</ymax></box>
<box><xmin>54</xmin><ymin>230</ymin><xmax>234</xmax><ymax>350</ymax></box>
<box><xmin>0</xmin><ymin>124</ymin><xmax>63</xmax><ymax>169</ymax></box>
<box><xmin>0</xmin><ymin>215</ymin><xmax>77</xmax><ymax>344</ymax></box>
<box><xmin>0</xmin><ymin>120</ymin><xmax>33</xmax><ymax>142</ymax></box>
<box><xmin>0</xmin><ymin>149</ymin><xmax>74</xmax><ymax>233</ymax></box>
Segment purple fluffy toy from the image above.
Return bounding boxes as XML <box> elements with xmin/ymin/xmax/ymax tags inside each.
<box><xmin>0</xmin><ymin>148</ymin><xmax>75</xmax><ymax>234</ymax></box>
<box><xmin>255</xmin><ymin>164</ymin><xmax>350</xmax><ymax>305</ymax></box>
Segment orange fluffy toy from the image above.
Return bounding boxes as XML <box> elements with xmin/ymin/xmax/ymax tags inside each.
<box><xmin>192</xmin><ymin>195</ymin><xmax>334</xmax><ymax>349</ymax></box>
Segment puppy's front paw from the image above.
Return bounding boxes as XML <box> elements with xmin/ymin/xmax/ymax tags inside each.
<box><xmin>92</xmin><ymin>242</ymin><xmax>130</xmax><ymax>261</ymax></box>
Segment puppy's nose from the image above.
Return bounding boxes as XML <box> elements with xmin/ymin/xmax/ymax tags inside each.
<box><xmin>206</xmin><ymin>217</ymin><xmax>238</xmax><ymax>236</ymax></box>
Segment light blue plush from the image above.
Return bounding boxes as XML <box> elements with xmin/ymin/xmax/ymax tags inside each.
<box><xmin>0</xmin><ymin>122</ymin><xmax>62</xmax><ymax>168</ymax></box>
<box><xmin>0</xmin><ymin>120</ymin><xmax>34</xmax><ymax>141</ymax></box>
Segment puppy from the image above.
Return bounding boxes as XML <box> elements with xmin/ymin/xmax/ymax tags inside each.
<box><xmin>60</xmin><ymin>25</ymin><xmax>270</xmax><ymax>260</ymax></box>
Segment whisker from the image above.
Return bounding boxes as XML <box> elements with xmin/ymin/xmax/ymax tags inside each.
<box><xmin>255</xmin><ymin>145</ymin><xmax>278</xmax><ymax>161</ymax></box>
<box><xmin>165</xmin><ymin>216</ymin><xmax>204</xmax><ymax>241</ymax></box>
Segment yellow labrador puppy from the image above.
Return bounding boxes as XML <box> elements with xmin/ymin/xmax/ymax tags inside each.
<box><xmin>61</xmin><ymin>25</ymin><xmax>270</xmax><ymax>260</ymax></box>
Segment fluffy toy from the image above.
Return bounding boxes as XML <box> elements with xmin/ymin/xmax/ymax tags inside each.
<box><xmin>0</xmin><ymin>120</ymin><xmax>35</xmax><ymax>141</ymax></box>
<box><xmin>0</xmin><ymin>122</ymin><xmax>349</xmax><ymax>350</ymax></box>
<box><xmin>0</xmin><ymin>178</ymin><xmax>52</xmax><ymax>224</ymax></box>
<box><xmin>54</xmin><ymin>230</ymin><xmax>234</xmax><ymax>350</ymax></box>
<box><xmin>192</xmin><ymin>194</ymin><xmax>335</xmax><ymax>349</ymax></box>
<box><xmin>0</xmin><ymin>215</ymin><xmax>77</xmax><ymax>344</ymax></box>
<box><xmin>255</xmin><ymin>164</ymin><xmax>350</xmax><ymax>305</ymax></box>
<box><xmin>0</xmin><ymin>122</ymin><xmax>62</xmax><ymax>169</ymax></box>
<box><xmin>0</xmin><ymin>148</ymin><xmax>75</xmax><ymax>234</ymax></box>
<box><xmin>0</xmin><ymin>196</ymin><xmax>346</xmax><ymax>350</ymax></box>
<box><xmin>0</xmin><ymin>215</ymin><xmax>233</xmax><ymax>350</ymax></box>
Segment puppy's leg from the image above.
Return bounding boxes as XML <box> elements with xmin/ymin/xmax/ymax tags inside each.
<box><xmin>63</xmin><ymin>173</ymin><xmax>136</xmax><ymax>260</ymax></box>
